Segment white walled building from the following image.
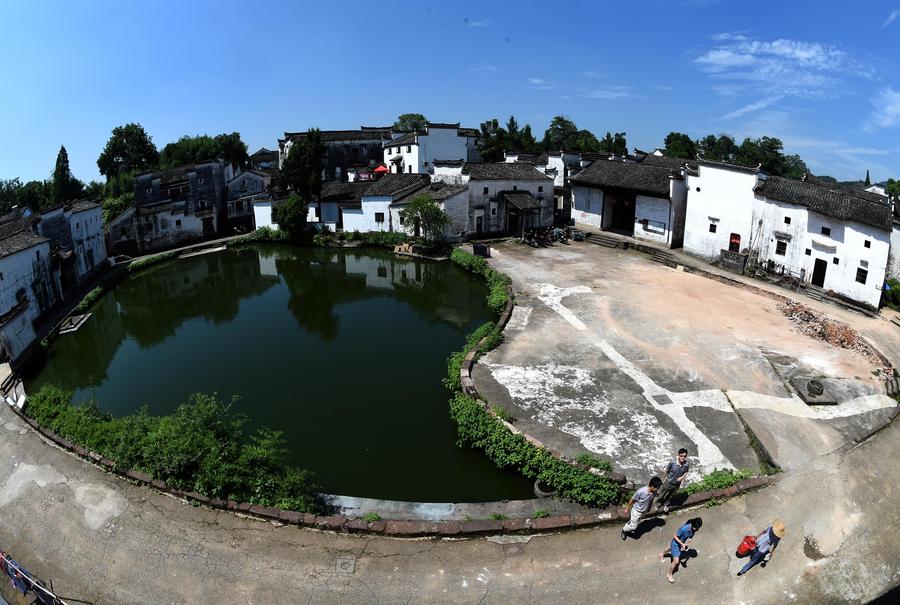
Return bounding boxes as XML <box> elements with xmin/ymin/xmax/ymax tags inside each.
<box><xmin>432</xmin><ymin>162</ymin><xmax>554</xmax><ymax>235</ymax></box>
<box><xmin>227</xmin><ymin>170</ymin><xmax>271</xmax><ymax>200</ymax></box>
<box><xmin>0</xmin><ymin>219</ymin><xmax>61</xmax><ymax>361</ymax></box>
<box><xmin>890</xmin><ymin>209</ymin><xmax>900</xmax><ymax>280</ymax></box>
<box><xmin>342</xmin><ymin>174</ymin><xmax>430</xmax><ymax>233</ymax></box>
<box><xmin>684</xmin><ymin>161</ymin><xmax>893</xmax><ymax>309</ymax></box>
<box><xmin>571</xmin><ymin>158</ymin><xmax>688</xmax><ymax>247</ymax></box>
<box><xmin>383</xmin><ymin>123</ymin><xmax>480</xmax><ymax>175</ymax></box>
<box><xmin>68</xmin><ymin>201</ymin><xmax>107</xmax><ymax>282</ymax></box>
<box><xmin>390</xmin><ymin>182</ymin><xmax>469</xmax><ymax>241</ymax></box>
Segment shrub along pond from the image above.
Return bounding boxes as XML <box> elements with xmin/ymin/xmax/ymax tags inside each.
<box><xmin>24</xmin><ymin>245</ymin><xmax>534</xmax><ymax>503</ymax></box>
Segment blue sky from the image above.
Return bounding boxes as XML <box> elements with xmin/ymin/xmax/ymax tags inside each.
<box><xmin>1</xmin><ymin>0</ymin><xmax>899</xmax><ymax>183</ymax></box>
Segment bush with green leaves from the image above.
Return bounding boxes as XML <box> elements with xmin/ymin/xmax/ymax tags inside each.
<box><xmin>443</xmin><ymin>321</ymin><xmax>496</xmax><ymax>391</ymax></box>
<box><xmin>448</xmin><ymin>393</ymin><xmax>619</xmax><ymax>506</ymax></box>
<box><xmin>75</xmin><ymin>286</ymin><xmax>104</xmax><ymax>313</ymax></box>
<box><xmin>575</xmin><ymin>453</ymin><xmax>612</xmax><ymax>472</ymax></box>
<box><xmin>362</xmin><ymin>512</ymin><xmax>381</xmax><ymax>523</ymax></box>
<box><xmin>884</xmin><ymin>278</ymin><xmax>900</xmax><ymax>311</ymax></box>
<box><xmin>26</xmin><ymin>386</ymin><xmax>318</xmax><ymax>512</ymax></box>
<box><xmin>683</xmin><ymin>468</ymin><xmax>752</xmax><ymax>495</ymax></box>
<box><xmin>128</xmin><ymin>250</ymin><xmax>179</xmax><ymax>274</ymax></box>
<box><xmin>532</xmin><ymin>509</ymin><xmax>550</xmax><ymax>519</ymax></box>
<box><xmin>450</xmin><ymin>248</ymin><xmax>510</xmax><ymax>314</ymax></box>
<box><xmin>229</xmin><ymin>226</ymin><xmax>289</xmax><ymax>247</ymax></box>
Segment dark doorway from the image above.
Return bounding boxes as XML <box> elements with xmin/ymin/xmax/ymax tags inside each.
<box><xmin>729</xmin><ymin>233</ymin><xmax>741</xmax><ymax>253</ymax></box>
<box><xmin>508</xmin><ymin>211</ymin><xmax>521</xmax><ymax>237</ymax></box>
<box><xmin>608</xmin><ymin>193</ymin><xmax>635</xmax><ymax>234</ymax></box>
<box><xmin>475</xmin><ymin>215</ymin><xmax>483</xmax><ymax>234</ymax></box>
<box><xmin>202</xmin><ymin>217</ymin><xmax>215</xmax><ymax>237</ymax></box>
<box><xmin>811</xmin><ymin>258</ymin><xmax>827</xmax><ymax>287</ymax></box>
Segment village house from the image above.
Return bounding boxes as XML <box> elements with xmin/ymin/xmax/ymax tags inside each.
<box><xmin>34</xmin><ymin>200</ymin><xmax>107</xmax><ymax>295</ymax></box>
<box><xmin>382</xmin><ymin>123</ymin><xmax>480</xmax><ymax>175</ymax></box>
<box><xmin>390</xmin><ymin>181</ymin><xmax>469</xmax><ymax>241</ymax></box>
<box><xmin>890</xmin><ymin>202</ymin><xmax>900</xmax><ymax>281</ymax></box>
<box><xmin>683</xmin><ymin>160</ymin><xmax>892</xmax><ymax>309</ymax></box>
<box><xmin>249</xmin><ymin>147</ymin><xmax>279</xmax><ymax>171</ymax></box>
<box><xmin>570</xmin><ymin>157</ymin><xmax>688</xmax><ymax>247</ymax></box>
<box><xmin>278</xmin><ymin>126</ymin><xmax>391</xmax><ymax>182</ymax></box>
<box><xmin>226</xmin><ymin>170</ymin><xmax>272</xmax><ymax>232</ymax></box>
<box><xmin>505</xmin><ymin>149</ymin><xmax>587</xmax><ymax>225</ymax></box>
<box><xmin>0</xmin><ymin>217</ymin><xmax>62</xmax><ymax>362</ymax></box>
<box><xmin>432</xmin><ymin>162</ymin><xmax>554</xmax><ymax>236</ymax></box>
<box><xmin>342</xmin><ymin>174</ymin><xmax>430</xmax><ymax>233</ymax></box>
<box><xmin>315</xmin><ymin>181</ymin><xmax>373</xmax><ymax>232</ymax></box>
<box><xmin>107</xmin><ymin>160</ymin><xmax>228</xmax><ymax>255</ymax></box>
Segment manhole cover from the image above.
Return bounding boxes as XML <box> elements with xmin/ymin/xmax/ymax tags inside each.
<box><xmin>807</xmin><ymin>379</ymin><xmax>824</xmax><ymax>396</ymax></box>
<box><xmin>335</xmin><ymin>557</ymin><xmax>356</xmax><ymax>574</ymax></box>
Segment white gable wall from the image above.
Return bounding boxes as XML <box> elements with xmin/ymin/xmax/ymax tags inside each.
<box><xmin>69</xmin><ymin>206</ymin><xmax>107</xmax><ymax>280</ymax></box>
<box><xmin>572</xmin><ymin>185</ymin><xmax>604</xmax><ymax>229</ymax></box>
<box><xmin>343</xmin><ymin>196</ymin><xmax>393</xmax><ymax>232</ymax></box>
<box><xmin>890</xmin><ymin>223</ymin><xmax>900</xmax><ymax>280</ymax></box>
<box><xmin>633</xmin><ymin>194</ymin><xmax>671</xmax><ymax>244</ymax></box>
<box><xmin>683</xmin><ymin>166</ymin><xmax>759</xmax><ymax>259</ymax></box>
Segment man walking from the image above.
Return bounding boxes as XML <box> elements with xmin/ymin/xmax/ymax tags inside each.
<box><xmin>737</xmin><ymin>519</ymin><xmax>785</xmax><ymax>576</ymax></box>
<box><xmin>621</xmin><ymin>476</ymin><xmax>661</xmax><ymax>540</ymax></box>
<box><xmin>656</xmin><ymin>448</ymin><xmax>690</xmax><ymax>513</ymax></box>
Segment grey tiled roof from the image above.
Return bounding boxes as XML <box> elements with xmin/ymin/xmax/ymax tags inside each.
<box><xmin>391</xmin><ymin>182</ymin><xmax>467</xmax><ymax>203</ymax></box>
<box><xmin>286</xmin><ymin>128</ymin><xmax>392</xmax><ymax>144</ymax></box>
<box><xmin>570</xmin><ymin>160</ymin><xmax>677</xmax><ymax>197</ymax></box>
<box><xmin>754</xmin><ymin>175</ymin><xmax>892</xmax><ymax>232</ymax></box>
<box><xmin>432</xmin><ymin>159</ymin><xmax>465</xmax><ymax>166</ymax></box>
<box><xmin>69</xmin><ymin>200</ymin><xmax>101</xmax><ymax>212</ymax></box>
<box><xmin>0</xmin><ymin>218</ymin><xmax>47</xmax><ymax>259</ymax></box>
<box><xmin>382</xmin><ymin>132</ymin><xmax>417</xmax><ymax>148</ymax></box>
<box><xmin>502</xmin><ymin>191</ymin><xmax>543</xmax><ymax>210</ymax></box>
<box><xmin>697</xmin><ymin>159</ymin><xmax>759</xmax><ymax>174</ymax></box>
<box><xmin>640</xmin><ymin>155</ymin><xmax>695</xmax><ymax>170</ymax></box>
<box><xmin>364</xmin><ymin>174</ymin><xmax>430</xmax><ymax>197</ymax></box>
<box><xmin>320</xmin><ymin>181</ymin><xmax>373</xmax><ymax>203</ymax></box>
<box><xmin>462</xmin><ymin>163</ymin><xmax>553</xmax><ymax>181</ymax></box>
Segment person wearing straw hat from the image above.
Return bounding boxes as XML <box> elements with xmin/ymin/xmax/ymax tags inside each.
<box><xmin>737</xmin><ymin>519</ymin><xmax>786</xmax><ymax>577</ymax></box>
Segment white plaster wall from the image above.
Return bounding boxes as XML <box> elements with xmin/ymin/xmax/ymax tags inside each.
<box><xmin>683</xmin><ymin>166</ymin><xmax>759</xmax><ymax>259</ymax></box>
<box><xmin>227</xmin><ymin>172</ymin><xmax>268</xmax><ymax>200</ymax></box>
<box><xmin>468</xmin><ymin>178</ymin><xmax>551</xmax><ymax>233</ymax></box>
<box><xmin>0</xmin><ymin>243</ymin><xmax>51</xmax><ymax>359</ymax></box>
<box><xmin>419</xmin><ymin>127</ymin><xmax>468</xmax><ymax>171</ymax></box>
<box><xmin>432</xmin><ymin>165</ymin><xmax>467</xmax><ymax>185</ymax></box>
<box><xmin>253</xmin><ymin>201</ymin><xmax>274</xmax><ymax>229</ymax></box>
<box><xmin>70</xmin><ymin>207</ymin><xmax>107</xmax><ymax>279</ymax></box>
<box><xmin>572</xmin><ymin>185</ymin><xmax>604</xmax><ymax>229</ymax></box>
<box><xmin>442</xmin><ymin>190</ymin><xmax>470</xmax><ymax>238</ymax></box>
<box><xmin>889</xmin><ymin>223</ymin><xmax>900</xmax><ymax>280</ymax></box>
<box><xmin>343</xmin><ymin>196</ymin><xmax>393</xmax><ymax>232</ymax></box>
<box><xmin>634</xmin><ymin>195</ymin><xmax>671</xmax><ymax>244</ymax></box>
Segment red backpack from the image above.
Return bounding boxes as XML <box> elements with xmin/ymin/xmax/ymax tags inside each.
<box><xmin>736</xmin><ymin>534</ymin><xmax>757</xmax><ymax>557</ymax></box>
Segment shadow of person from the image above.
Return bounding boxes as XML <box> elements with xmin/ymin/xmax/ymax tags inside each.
<box><xmin>679</xmin><ymin>548</ymin><xmax>698</xmax><ymax>568</ymax></box>
<box><xmin>670</xmin><ymin>492</ymin><xmax>690</xmax><ymax>508</ymax></box>
<box><xmin>630</xmin><ymin>517</ymin><xmax>666</xmax><ymax>539</ymax></box>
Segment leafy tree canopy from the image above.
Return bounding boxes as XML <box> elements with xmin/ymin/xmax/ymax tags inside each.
<box><xmin>398</xmin><ymin>194</ymin><xmax>450</xmax><ymax>244</ymax></box>
<box><xmin>97</xmin><ymin>122</ymin><xmax>159</xmax><ymax>179</ymax></box>
<box><xmin>52</xmin><ymin>145</ymin><xmax>84</xmax><ymax>204</ymax></box>
<box><xmin>393</xmin><ymin>113</ymin><xmax>427</xmax><ymax>131</ymax></box>
<box><xmin>476</xmin><ymin>119</ymin><xmax>508</xmax><ymax>162</ymax></box>
<box><xmin>159</xmin><ymin>132</ymin><xmax>249</xmax><ymax>169</ymax></box>
<box><xmin>597</xmin><ymin>131</ymin><xmax>628</xmax><ymax>155</ymax></box>
<box><xmin>277</xmin><ymin>129</ymin><xmax>325</xmax><ymax>202</ymax></box>
<box><xmin>886</xmin><ymin>178</ymin><xmax>900</xmax><ymax>199</ymax></box>
<box><xmin>663</xmin><ymin>132</ymin><xmax>696</xmax><ymax>159</ymax></box>
<box><xmin>272</xmin><ymin>194</ymin><xmax>308</xmax><ymax>239</ymax></box>
<box><xmin>542</xmin><ymin>116</ymin><xmax>580</xmax><ymax>151</ymax></box>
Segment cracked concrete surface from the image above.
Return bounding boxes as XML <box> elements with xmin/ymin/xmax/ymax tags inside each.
<box><xmin>473</xmin><ymin>242</ymin><xmax>896</xmax><ymax>479</ymax></box>
<box><xmin>1</xmin><ymin>393</ymin><xmax>899</xmax><ymax>603</ymax></box>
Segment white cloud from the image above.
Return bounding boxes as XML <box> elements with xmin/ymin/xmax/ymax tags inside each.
<box><xmin>882</xmin><ymin>9</ymin><xmax>900</xmax><ymax>28</ymax></box>
<box><xmin>579</xmin><ymin>86</ymin><xmax>634</xmax><ymax>100</ymax></box>
<box><xmin>695</xmin><ymin>37</ymin><xmax>875</xmax><ymax>98</ymax></box>
<box><xmin>582</xmin><ymin>71</ymin><xmax>604</xmax><ymax>79</ymax></box>
<box><xmin>529</xmin><ymin>77</ymin><xmax>545</xmax><ymax>85</ymax></box>
<box><xmin>719</xmin><ymin>96</ymin><xmax>783</xmax><ymax>121</ymax></box>
<box><xmin>655</xmin><ymin>85</ymin><xmax>675</xmax><ymax>91</ymax></box>
<box><xmin>528</xmin><ymin>77</ymin><xmax>555</xmax><ymax>90</ymax></box>
<box><xmin>709</xmin><ymin>32</ymin><xmax>749</xmax><ymax>41</ymax></box>
<box><xmin>867</xmin><ymin>87</ymin><xmax>900</xmax><ymax>129</ymax></box>
<box><xmin>466</xmin><ymin>18</ymin><xmax>491</xmax><ymax>28</ymax></box>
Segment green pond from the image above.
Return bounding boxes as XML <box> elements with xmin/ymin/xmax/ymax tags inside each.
<box><xmin>24</xmin><ymin>245</ymin><xmax>534</xmax><ymax>502</ymax></box>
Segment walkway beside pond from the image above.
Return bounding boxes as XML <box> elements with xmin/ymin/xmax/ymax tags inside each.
<box><xmin>0</xmin><ymin>393</ymin><xmax>898</xmax><ymax>603</ymax></box>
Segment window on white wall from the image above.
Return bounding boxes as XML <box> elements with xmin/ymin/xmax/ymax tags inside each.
<box><xmin>775</xmin><ymin>241</ymin><xmax>787</xmax><ymax>255</ymax></box>
<box><xmin>375</xmin><ymin>212</ymin><xmax>384</xmax><ymax>223</ymax></box>
<box><xmin>709</xmin><ymin>223</ymin><xmax>717</xmax><ymax>233</ymax></box>
<box><xmin>784</xmin><ymin>216</ymin><xmax>791</xmax><ymax>225</ymax></box>
<box><xmin>821</xmin><ymin>226</ymin><xmax>831</xmax><ymax>236</ymax></box>
<box><xmin>856</xmin><ymin>268</ymin><xmax>868</xmax><ymax>284</ymax></box>
<box><xmin>864</xmin><ymin>240</ymin><xmax>871</xmax><ymax>248</ymax></box>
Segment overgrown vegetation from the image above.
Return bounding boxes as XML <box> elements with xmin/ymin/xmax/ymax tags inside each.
<box><xmin>26</xmin><ymin>386</ymin><xmax>318</xmax><ymax>512</ymax></box>
<box><xmin>532</xmin><ymin>509</ymin><xmax>550</xmax><ymax>519</ymax></box>
<box><xmin>492</xmin><ymin>405</ymin><xmax>514</xmax><ymax>422</ymax></box>
<box><xmin>443</xmin><ymin>321</ymin><xmax>497</xmax><ymax>391</ymax></box>
<box><xmin>450</xmin><ymin>248</ymin><xmax>510</xmax><ymax>314</ymax></box>
<box><xmin>362</xmin><ymin>512</ymin><xmax>382</xmax><ymax>523</ymax></box>
<box><xmin>74</xmin><ymin>286</ymin><xmax>103</xmax><ymax>313</ymax></box>
<box><xmin>884</xmin><ymin>278</ymin><xmax>900</xmax><ymax>311</ymax></box>
<box><xmin>575</xmin><ymin>453</ymin><xmax>613</xmax><ymax>472</ymax></box>
<box><xmin>683</xmin><ymin>468</ymin><xmax>753</xmax><ymax>495</ymax></box>
<box><xmin>489</xmin><ymin>512</ymin><xmax>508</xmax><ymax>520</ymax></box>
<box><xmin>449</xmin><ymin>393</ymin><xmax>619</xmax><ymax>506</ymax></box>
<box><xmin>128</xmin><ymin>250</ymin><xmax>179</xmax><ymax>274</ymax></box>
<box><xmin>229</xmin><ymin>226</ymin><xmax>290</xmax><ymax>247</ymax></box>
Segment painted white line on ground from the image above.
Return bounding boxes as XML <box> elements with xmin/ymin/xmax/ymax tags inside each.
<box><xmin>529</xmin><ymin>283</ymin><xmax>592</xmax><ymax>331</ymax></box>
<box><xmin>727</xmin><ymin>391</ymin><xmax>897</xmax><ymax>420</ymax></box>
<box><xmin>506</xmin><ymin>306</ymin><xmax>533</xmax><ymax>331</ymax></box>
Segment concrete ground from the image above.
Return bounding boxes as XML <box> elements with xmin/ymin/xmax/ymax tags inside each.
<box><xmin>1</xmin><ymin>396</ymin><xmax>899</xmax><ymax>604</ymax></box>
<box><xmin>473</xmin><ymin>241</ymin><xmax>897</xmax><ymax>479</ymax></box>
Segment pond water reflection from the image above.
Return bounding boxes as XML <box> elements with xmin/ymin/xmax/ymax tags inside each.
<box><xmin>25</xmin><ymin>245</ymin><xmax>534</xmax><ymax>502</ymax></box>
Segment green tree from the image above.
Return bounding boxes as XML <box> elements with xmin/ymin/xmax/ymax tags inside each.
<box><xmin>733</xmin><ymin>136</ymin><xmax>808</xmax><ymax>178</ymax></box>
<box><xmin>97</xmin><ymin>123</ymin><xmax>159</xmax><ymax>179</ymax></box>
<box><xmin>159</xmin><ymin>135</ymin><xmax>219</xmax><ymax>168</ymax></box>
<box><xmin>519</xmin><ymin>124</ymin><xmax>538</xmax><ymax>153</ymax></box>
<box><xmin>477</xmin><ymin>119</ymin><xmax>508</xmax><ymax>162</ymax></box>
<box><xmin>393</xmin><ymin>113</ymin><xmax>427</xmax><ymax>131</ymax></box>
<box><xmin>865</xmin><ymin>170</ymin><xmax>871</xmax><ymax>187</ymax></box>
<box><xmin>696</xmin><ymin>133</ymin><xmax>737</xmax><ymax>163</ymax></box>
<box><xmin>886</xmin><ymin>178</ymin><xmax>900</xmax><ymax>199</ymax></box>
<box><xmin>278</xmin><ymin>129</ymin><xmax>325</xmax><ymax>205</ymax></box>
<box><xmin>16</xmin><ymin>180</ymin><xmax>53</xmax><ymax>212</ymax></box>
<box><xmin>214</xmin><ymin>132</ymin><xmax>250</xmax><ymax>169</ymax></box>
<box><xmin>542</xmin><ymin>116</ymin><xmax>579</xmax><ymax>151</ymax></box>
<box><xmin>596</xmin><ymin>131</ymin><xmax>627</xmax><ymax>155</ymax></box>
<box><xmin>0</xmin><ymin>178</ymin><xmax>21</xmax><ymax>214</ymax></box>
<box><xmin>663</xmin><ymin>132</ymin><xmax>697</xmax><ymax>158</ymax></box>
<box><xmin>52</xmin><ymin>145</ymin><xmax>83</xmax><ymax>204</ymax></box>
<box><xmin>398</xmin><ymin>194</ymin><xmax>450</xmax><ymax>244</ymax></box>
<box><xmin>272</xmin><ymin>194</ymin><xmax>308</xmax><ymax>239</ymax></box>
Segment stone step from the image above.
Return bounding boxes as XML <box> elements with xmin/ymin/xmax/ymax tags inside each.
<box><xmin>585</xmin><ymin>233</ymin><xmax>620</xmax><ymax>248</ymax></box>
<box><xmin>651</xmin><ymin>251</ymin><xmax>678</xmax><ymax>268</ymax></box>
<box><xmin>891</xmin><ymin>317</ymin><xmax>900</xmax><ymax>329</ymax></box>
<box><xmin>886</xmin><ymin>377</ymin><xmax>900</xmax><ymax>397</ymax></box>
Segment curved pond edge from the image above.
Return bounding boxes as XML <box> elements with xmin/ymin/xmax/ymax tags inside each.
<box><xmin>8</xmin><ymin>235</ymin><xmax>896</xmax><ymax>537</ymax></box>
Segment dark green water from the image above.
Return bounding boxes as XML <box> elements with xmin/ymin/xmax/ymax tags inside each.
<box><xmin>24</xmin><ymin>245</ymin><xmax>533</xmax><ymax>502</ymax></box>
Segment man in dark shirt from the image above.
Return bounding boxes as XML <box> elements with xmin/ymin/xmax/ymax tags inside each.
<box><xmin>656</xmin><ymin>448</ymin><xmax>690</xmax><ymax>513</ymax></box>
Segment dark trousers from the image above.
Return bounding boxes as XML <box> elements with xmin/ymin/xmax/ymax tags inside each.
<box><xmin>739</xmin><ymin>548</ymin><xmax>767</xmax><ymax>574</ymax></box>
<box><xmin>656</xmin><ymin>481</ymin><xmax>679</xmax><ymax>505</ymax></box>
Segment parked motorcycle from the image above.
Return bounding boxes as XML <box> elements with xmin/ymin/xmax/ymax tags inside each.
<box><xmin>552</xmin><ymin>227</ymin><xmax>568</xmax><ymax>244</ymax></box>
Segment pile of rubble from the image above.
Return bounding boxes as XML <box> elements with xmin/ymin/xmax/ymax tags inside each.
<box><xmin>779</xmin><ymin>301</ymin><xmax>889</xmax><ymax>370</ymax></box>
